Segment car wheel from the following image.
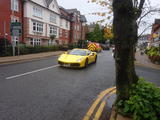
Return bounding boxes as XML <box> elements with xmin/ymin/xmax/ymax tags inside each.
<box><xmin>94</xmin><ymin>55</ymin><xmax>97</xmax><ymax>63</ymax></box>
<box><xmin>84</xmin><ymin>59</ymin><xmax>88</xmax><ymax>68</ymax></box>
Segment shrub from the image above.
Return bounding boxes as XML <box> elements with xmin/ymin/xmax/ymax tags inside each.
<box><xmin>0</xmin><ymin>38</ymin><xmax>11</xmax><ymax>56</ymax></box>
<box><xmin>20</xmin><ymin>45</ymin><xmax>62</xmax><ymax>54</ymax></box>
<box><xmin>146</xmin><ymin>47</ymin><xmax>160</xmax><ymax>63</ymax></box>
<box><xmin>116</xmin><ymin>78</ymin><xmax>160</xmax><ymax>120</ymax></box>
<box><xmin>68</xmin><ymin>43</ymin><xmax>78</xmax><ymax>49</ymax></box>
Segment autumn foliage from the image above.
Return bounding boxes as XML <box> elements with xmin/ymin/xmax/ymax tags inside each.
<box><xmin>103</xmin><ymin>26</ymin><xmax>113</xmax><ymax>40</ymax></box>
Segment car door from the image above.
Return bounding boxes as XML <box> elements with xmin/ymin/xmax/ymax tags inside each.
<box><xmin>87</xmin><ymin>51</ymin><xmax>95</xmax><ymax>63</ymax></box>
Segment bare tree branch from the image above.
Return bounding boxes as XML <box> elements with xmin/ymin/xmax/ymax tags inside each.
<box><xmin>138</xmin><ymin>24</ymin><xmax>152</xmax><ymax>38</ymax></box>
<box><xmin>137</xmin><ymin>8</ymin><xmax>160</xmax><ymax>26</ymax></box>
<box><xmin>139</xmin><ymin>0</ymin><xmax>145</xmax><ymax>11</ymax></box>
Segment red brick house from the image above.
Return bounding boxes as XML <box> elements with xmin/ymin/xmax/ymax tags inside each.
<box><xmin>59</xmin><ymin>7</ymin><xmax>71</xmax><ymax>44</ymax></box>
<box><xmin>66</xmin><ymin>9</ymin><xmax>87</xmax><ymax>44</ymax></box>
<box><xmin>80</xmin><ymin>15</ymin><xmax>87</xmax><ymax>41</ymax></box>
<box><xmin>150</xmin><ymin>19</ymin><xmax>160</xmax><ymax>47</ymax></box>
<box><xmin>0</xmin><ymin>0</ymin><xmax>23</xmax><ymax>44</ymax></box>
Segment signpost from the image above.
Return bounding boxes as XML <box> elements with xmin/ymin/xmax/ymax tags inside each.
<box><xmin>10</xmin><ymin>22</ymin><xmax>22</xmax><ymax>56</ymax></box>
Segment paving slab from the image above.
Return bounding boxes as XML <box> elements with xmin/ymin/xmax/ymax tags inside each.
<box><xmin>135</xmin><ymin>51</ymin><xmax>160</xmax><ymax>70</ymax></box>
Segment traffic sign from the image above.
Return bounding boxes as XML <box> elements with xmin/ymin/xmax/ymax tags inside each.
<box><xmin>10</xmin><ymin>22</ymin><xmax>22</xmax><ymax>36</ymax></box>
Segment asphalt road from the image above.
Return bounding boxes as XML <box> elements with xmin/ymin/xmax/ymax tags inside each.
<box><xmin>0</xmin><ymin>51</ymin><xmax>159</xmax><ymax>120</ymax></box>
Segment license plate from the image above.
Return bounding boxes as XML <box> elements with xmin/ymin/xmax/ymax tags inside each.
<box><xmin>63</xmin><ymin>64</ymin><xmax>70</xmax><ymax>67</ymax></box>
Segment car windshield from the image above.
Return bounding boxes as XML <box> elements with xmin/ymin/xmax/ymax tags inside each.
<box><xmin>69</xmin><ymin>49</ymin><xmax>87</xmax><ymax>56</ymax></box>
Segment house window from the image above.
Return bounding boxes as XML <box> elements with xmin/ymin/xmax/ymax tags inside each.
<box><xmin>65</xmin><ymin>31</ymin><xmax>68</xmax><ymax>38</ymax></box>
<box><xmin>30</xmin><ymin>38</ymin><xmax>41</xmax><ymax>46</ymax></box>
<box><xmin>77</xmin><ymin>25</ymin><xmax>80</xmax><ymax>31</ymax></box>
<box><xmin>32</xmin><ymin>21</ymin><xmax>43</xmax><ymax>33</ymax></box>
<box><xmin>50</xmin><ymin>13</ymin><xmax>57</xmax><ymax>24</ymax></box>
<box><xmin>11</xmin><ymin>0</ymin><xmax>19</xmax><ymax>12</ymax></box>
<box><xmin>33</xmin><ymin>6</ymin><xmax>42</xmax><ymax>18</ymax></box>
<box><xmin>59</xmin><ymin>29</ymin><xmax>62</xmax><ymax>37</ymax></box>
<box><xmin>50</xmin><ymin>25</ymin><xmax>57</xmax><ymax>35</ymax></box>
<box><xmin>66</xmin><ymin>21</ymin><xmax>68</xmax><ymax>28</ymax></box>
<box><xmin>60</xmin><ymin>20</ymin><xmax>62</xmax><ymax>26</ymax></box>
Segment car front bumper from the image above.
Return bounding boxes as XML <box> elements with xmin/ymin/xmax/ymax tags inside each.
<box><xmin>58</xmin><ymin>61</ymin><xmax>84</xmax><ymax>68</ymax></box>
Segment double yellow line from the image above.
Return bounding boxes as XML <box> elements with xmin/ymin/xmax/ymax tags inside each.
<box><xmin>83</xmin><ymin>87</ymin><xmax>116</xmax><ymax>120</ymax></box>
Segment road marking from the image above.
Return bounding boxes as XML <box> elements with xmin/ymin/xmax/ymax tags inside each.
<box><xmin>83</xmin><ymin>87</ymin><xmax>116</xmax><ymax>120</ymax></box>
<box><xmin>93</xmin><ymin>101</ymin><xmax>106</xmax><ymax>120</ymax></box>
<box><xmin>6</xmin><ymin>65</ymin><xmax>59</xmax><ymax>80</ymax></box>
<box><xmin>93</xmin><ymin>90</ymin><xmax>116</xmax><ymax>120</ymax></box>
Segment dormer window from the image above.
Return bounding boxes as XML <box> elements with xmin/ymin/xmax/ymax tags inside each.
<box><xmin>33</xmin><ymin>6</ymin><xmax>42</xmax><ymax>18</ymax></box>
<box><xmin>50</xmin><ymin>13</ymin><xmax>57</xmax><ymax>24</ymax></box>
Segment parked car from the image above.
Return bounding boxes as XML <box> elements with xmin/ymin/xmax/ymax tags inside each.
<box><xmin>101</xmin><ymin>44</ymin><xmax>110</xmax><ymax>50</ymax></box>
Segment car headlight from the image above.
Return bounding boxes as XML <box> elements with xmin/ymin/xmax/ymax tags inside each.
<box><xmin>58</xmin><ymin>55</ymin><xmax>63</xmax><ymax>60</ymax></box>
<box><xmin>76</xmin><ymin>58</ymin><xmax>83</xmax><ymax>62</ymax></box>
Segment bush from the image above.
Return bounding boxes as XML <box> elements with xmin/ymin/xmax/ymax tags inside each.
<box><xmin>146</xmin><ymin>47</ymin><xmax>160</xmax><ymax>56</ymax></box>
<box><xmin>116</xmin><ymin>78</ymin><xmax>160</xmax><ymax>120</ymax></box>
<box><xmin>19</xmin><ymin>45</ymin><xmax>63</xmax><ymax>54</ymax></box>
<box><xmin>0</xmin><ymin>38</ymin><xmax>11</xmax><ymax>56</ymax></box>
<box><xmin>146</xmin><ymin>47</ymin><xmax>160</xmax><ymax>63</ymax></box>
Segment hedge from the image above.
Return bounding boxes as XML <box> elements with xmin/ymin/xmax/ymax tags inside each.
<box><xmin>0</xmin><ymin>44</ymin><xmax>78</xmax><ymax>57</ymax></box>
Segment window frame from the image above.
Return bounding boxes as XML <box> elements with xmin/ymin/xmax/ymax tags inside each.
<box><xmin>50</xmin><ymin>13</ymin><xmax>57</xmax><ymax>24</ymax></box>
<box><xmin>33</xmin><ymin>6</ymin><xmax>42</xmax><ymax>18</ymax></box>
<box><xmin>49</xmin><ymin>25</ymin><xmax>57</xmax><ymax>36</ymax></box>
<box><xmin>11</xmin><ymin>0</ymin><xmax>19</xmax><ymax>12</ymax></box>
<box><xmin>66</xmin><ymin>21</ymin><xmax>69</xmax><ymax>28</ymax></box>
<box><xmin>32</xmin><ymin>21</ymin><xmax>43</xmax><ymax>33</ymax></box>
<box><xmin>30</xmin><ymin>38</ymin><xmax>41</xmax><ymax>46</ymax></box>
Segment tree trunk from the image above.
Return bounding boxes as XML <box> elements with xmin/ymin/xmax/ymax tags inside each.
<box><xmin>113</xmin><ymin>0</ymin><xmax>139</xmax><ymax>102</ymax></box>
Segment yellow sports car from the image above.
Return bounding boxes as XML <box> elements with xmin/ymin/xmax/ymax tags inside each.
<box><xmin>58</xmin><ymin>49</ymin><xmax>97</xmax><ymax>68</ymax></box>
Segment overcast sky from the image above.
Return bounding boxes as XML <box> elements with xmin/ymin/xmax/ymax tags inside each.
<box><xmin>57</xmin><ymin>0</ymin><xmax>160</xmax><ymax>34</ymax></box>
<box><xmin>57</xmin><ymin>0</ymin><xmax>108</xmax><ymax>24</ymax></box>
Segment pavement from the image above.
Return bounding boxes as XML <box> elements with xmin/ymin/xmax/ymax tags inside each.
<box><xmin>135</xmin><ymin>50</ymin><xmax>160</xmax><ymax>70</ymax></box>
<box><xmin>0</xmin><ymin>51</ymin><xmax>64</xmax><ymax>65</ymax></box>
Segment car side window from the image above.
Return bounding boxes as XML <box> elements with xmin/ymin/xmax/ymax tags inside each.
<box><xmin>87</xmin><ymin>51</ymin><xmax>91</xmax><ymax>55</ymax></box>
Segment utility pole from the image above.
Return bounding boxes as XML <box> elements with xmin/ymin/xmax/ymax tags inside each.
<box><xmin>11</xmin><ymin>0</ymin><xmax>15</xmax><ymax>56</ymax></box>
<box><xmin>3</xmin><ymin>21</ymin><xmax>7</xmax><ymax>54</ymax></box>
<box><xmin>17</xmin><ymin>36</ymin><xmax>20</xmax><ymax>56</ymax></box>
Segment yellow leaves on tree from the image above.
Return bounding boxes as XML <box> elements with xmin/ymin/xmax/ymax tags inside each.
<box><xmin>87</xmin><ymin>0</ymin><xmax>113</xmax><ymax>23</ymax></box>
<box><xmin>103</xmin><ymin>27</ymin><xmax>113</xmax><ymax>40</ymax></box>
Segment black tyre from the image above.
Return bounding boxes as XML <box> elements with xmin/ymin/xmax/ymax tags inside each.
<box><xmin>84</xmin><ymin>59</ymin><xmax>88</xmax><ymax>68</ymax></box>
<box><xmin>94</xmin><ymin>55</ymin><xmax>97</xmax><ymax>63</ymax></box>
